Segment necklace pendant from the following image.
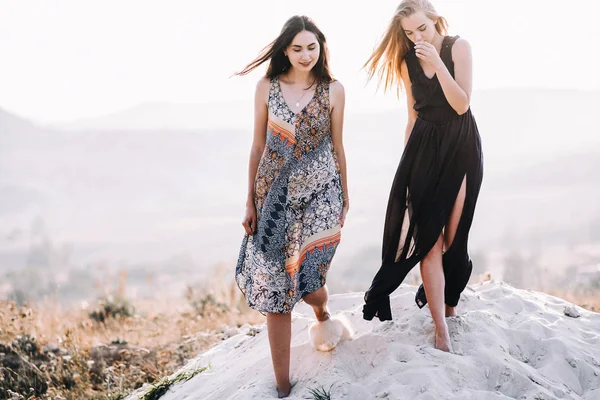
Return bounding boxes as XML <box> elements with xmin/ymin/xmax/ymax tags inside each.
<box><xmin>295</xmin><ymin>102</ymin><xmax>300</xmax><ymax>107</ymax></box>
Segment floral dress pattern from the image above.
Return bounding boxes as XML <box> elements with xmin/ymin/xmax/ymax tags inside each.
<box><xmin>236</xmin><ymin>76</ymin><xmax>343</xmax><ymax>313</ymax></box>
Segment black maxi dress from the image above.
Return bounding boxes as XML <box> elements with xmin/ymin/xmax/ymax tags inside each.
<box><xmin>363</xmin><ymin>35</ymin><xmax>484</xmax><ymax>321</ymax></box>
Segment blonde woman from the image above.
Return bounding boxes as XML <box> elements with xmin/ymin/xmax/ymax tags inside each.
<box><xmin>362</xmin><ymin>0</ymin><xmax>483</xmax><ymax>353</ymax></box>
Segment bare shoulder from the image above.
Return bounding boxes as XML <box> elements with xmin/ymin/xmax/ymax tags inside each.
<box><xmin>329</xmin><ymin>79</ymin><xmax>345</xmax><ymax>97</ymax></box>
<box><xmin>255</xmin><ymin>76</ymin><xmax>271</xmax><ymax>105</ymax></box>
<box><xmin>256</xmin><ymin>76</ymin><xmax>271</xmax><ymax>92</ymax></box>
<box><xmin>329</xmin><ymin>80</ymin><xmax>345</xmax><ymax>111</ymax></box>
<box><xmin>452</xmin><ymin>37</ymin><xmax>472</xmax><ymax>61</ymax></box>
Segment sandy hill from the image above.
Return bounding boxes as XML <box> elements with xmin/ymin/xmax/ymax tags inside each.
<box><xmin>126</xmin><ymin>281</ymin><xmax>600</xmax><ymax>400</ymax></box>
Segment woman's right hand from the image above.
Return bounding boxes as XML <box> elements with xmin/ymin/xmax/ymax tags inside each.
<box><xmin>242</xmin><ymin>203</ymin><xmax>257</xmax><ymax>235</ymax></box>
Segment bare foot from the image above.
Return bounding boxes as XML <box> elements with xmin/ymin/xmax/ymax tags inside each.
<box><xmin>445</xmin><ymin>305</ymin><xmax>457</xmax><ymax>317</ymax></box>
<box><xmin>277</xmin><ymin>382</ymin><xmax>293</xmax><ymax>398</ymax></box>
<box><xmin>435</xmin><ymin>328</ymin><xmax>453</xmax><ymax>353</ymax></box>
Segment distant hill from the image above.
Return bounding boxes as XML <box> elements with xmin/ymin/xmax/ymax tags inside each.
<box><xmin>344</xmin><ymin>87</ymin><xmax>600</xmax><ymax>171</ymax></box>
<box><xmin>1</xmin><ymin>87</ymin><xmax>598</xmax><ymax>277</ymax></box>
<box><xmin>51</xmin><ymin>101</ymin><xmax>251</xmax><ymax>131</ymax></box>
<box><xmin>48</xmin><ymin>88</ymin><xmax>600</xmax><ymax>160</ymax></box>
<box><xmin>0</xmin><ymin>107</ymin><xmax>37</xmax><ymax>132</ymax></box>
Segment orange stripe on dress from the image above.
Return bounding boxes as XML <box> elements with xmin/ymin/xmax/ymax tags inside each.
<box><xmin>268</xmin><ymin>120</ymin><xmax>297</xmax><ymax>145</ymax></box>
<box><xmin>285</xmin><ymin>231</ymin><xmax>341</xmax><ymax>277</ymax></box>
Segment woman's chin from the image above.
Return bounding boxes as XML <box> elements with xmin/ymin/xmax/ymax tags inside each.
<box><xmin>294</xmin><ymin>64</ymin><xmax>314</xmax><ymax>71</ymax></box>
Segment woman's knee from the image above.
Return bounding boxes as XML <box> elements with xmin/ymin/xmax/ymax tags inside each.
<box><xmin>303</xmin><ymin>286</ymin><xmax>328</xmax><ymax>306</ymax></box>
<box><xmin>422</xmin><ymin>234</ymin><xmax>444</xmax><ymax>267</ymax></box>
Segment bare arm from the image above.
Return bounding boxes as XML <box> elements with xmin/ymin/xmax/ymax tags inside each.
<box><xmin>400</xmin><ymin>59</ymin><xmax>418</xmax><ymax>145</ymax></box>
<box><xmin>242</xmin><ymin>77</ymin><xmax>269</xmax><ymax>234</ymax></box>
<box><xmin>246</xmin><ymin>78</ymin><xmax>269</xmax><ymax>204</ymax></box>
<box><xmin>433</xmin><ymin>38</ymin><xmax>472</xmax><ymax>115</ymax></box>
<box><xmin>330</xmin><ymin>80</ymin><xmax>349</xmax><ymax>226</ymax></box>
<box><xmin>415</xmin><ymin>38</ymin><xmax>472</xmax><ymax>115</ymax></box>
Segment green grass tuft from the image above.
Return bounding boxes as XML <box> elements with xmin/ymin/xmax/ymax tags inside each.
<box><xmin>306</xmin><ymin>384</ymin><xmax>333</xmax><ymax>400</ymax></box>
<box><xmin>138</xmin><ymin>365</ymin><xmax>208</xmax><ymax>400</ymax></box>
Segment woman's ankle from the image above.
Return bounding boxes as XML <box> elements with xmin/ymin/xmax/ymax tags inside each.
<box><xmin>314</xmin><ymin>307</ymin><xmax>331</xmax><ymax>322</ymax></box>
<box><xmin>445</xmin><ymin>305</ymin><xmax>457</xmax><ymax>317</ymax></box>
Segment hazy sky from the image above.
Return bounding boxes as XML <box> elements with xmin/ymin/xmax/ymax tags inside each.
<box><xmin>1</xmin><ymin>0</ymin><xmax>599</xmax><ymax>123</ymax></box>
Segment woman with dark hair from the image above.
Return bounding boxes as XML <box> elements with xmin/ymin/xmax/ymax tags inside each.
<box><xmin>235</xmin><ymin>15</ymin><xmax>352</xmax><ymax>398</ymax></box>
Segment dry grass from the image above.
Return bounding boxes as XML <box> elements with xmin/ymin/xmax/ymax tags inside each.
<box><xmin>545</xmin><ymin>291</ymin><xmax>600</xmax><ymax>312</ymax></box>
<box><xmin>0</xmin><ymin>266</ymin><xmax>264</xmax><ymax>400</ymax></box>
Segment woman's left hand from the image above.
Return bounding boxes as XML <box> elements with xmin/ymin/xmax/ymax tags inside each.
<box><xmin>340</xmin><ymin>200</ymin><xmax>349</xmax><ymax>228</ymax></box>
<box><xmin>414</xmin><ymin>41</ymin><xmax>445</xmax><ymax>72</ymax></box>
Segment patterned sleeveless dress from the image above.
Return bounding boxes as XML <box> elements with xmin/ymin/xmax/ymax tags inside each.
<box><xmin>236</xmin><ymin>76</ymin><xmax>344</xmax><ymax>314</ymax></box>
<box><xmin>363</xmin><ymin>35</ymin><xmax>484</xmax><ymax>321</ymax></box>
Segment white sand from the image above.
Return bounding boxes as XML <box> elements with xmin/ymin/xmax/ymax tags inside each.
<box><xmin>127</xmin><ymin>281</ymin><xmax>600</xmax><ymax>399</ymax></box>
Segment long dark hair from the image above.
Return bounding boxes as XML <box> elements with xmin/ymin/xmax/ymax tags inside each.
<box><xmin>235</xmin><ymin>15</ymin><xmax>333</xmax><ymax>83</ymax></box>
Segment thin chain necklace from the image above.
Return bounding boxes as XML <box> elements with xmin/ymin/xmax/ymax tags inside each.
<box><xmin>285</xmin><ymin>77</ymin><xmax>316</xmax><ymax>108</ymax></box>
<box><xmin>294</xmin><ymin>88</ymin><xmax>310</xmax><ymax>108</ymax></box>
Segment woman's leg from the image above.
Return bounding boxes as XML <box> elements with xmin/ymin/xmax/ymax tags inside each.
<box><xmin>303</xmin><ymin>285</ymin><xmax>330</xmax><ymax>321</ymax></box>
<box><xmin>421</xmin><ymin>233</ymin><xmax>452</xmax><ymax>352</ymax></box>
<box><xmin>266</xmin><ymin>312</ymin><xmax>292</xmax><ymax>397</ymax></box>
<box><xmin>443</xmin><ymin>176</ymin><xmax>467</xmax><ymax>317</ymax></box>
<box><xmin>304</xmin><ymin>285</ymin><xmax>352</xmax><ymax>351</ymax></box>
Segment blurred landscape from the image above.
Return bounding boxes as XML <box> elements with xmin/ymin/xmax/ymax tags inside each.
<box><xmin>2</xmin><ymin>87</ymin><xmax>600</xmax><ymax>399</ymax></box>
<box><xmin>2</xmin><ymin>1</ymin><xmax>600</xmax><ymax>398</ymax></box>
<box><xmin>1</xmin><ymin>87</ymin><xmax>599</xmax><ymax>306</ymax></box>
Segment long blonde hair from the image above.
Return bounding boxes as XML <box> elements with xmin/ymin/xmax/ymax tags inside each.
<box><xmin>364</xmin><ymin>0</ymin><xmax>448</xmax><ymax>94</ymax></box>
